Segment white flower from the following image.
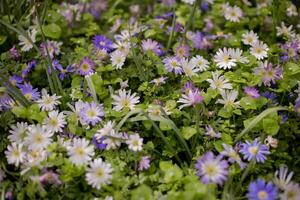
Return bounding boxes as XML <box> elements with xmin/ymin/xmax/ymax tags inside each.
<box><xmin>216</xmin><ymin>90</ymin><xmax>240</xmax><ymax>108</ymax></box>
<box><xmin>279</xmin><ymin>182</ymin><xmax>300</xmax><ymax>200</ymax></box>
<box><xmin>273</xmin><ymin>166</ymin><xmax>294</xmax><ymax>190</ymax></box>
<box><xmin>250</xmin><ymin>41</ymin><xmax>269</xmax><ymax>60</ymax></box>
<box><xmin>228</xmin><ymin>48</ymin><xmax>249</xmax><ymax>63</ymax></box>
<box><xmin>24</xmin><ymin>148</ymin><xmax>47</xmax><ymax>167</ymax></box>
<box><xmin>103</xmin><ymin>132</ymin><xmax>122</xmax><ymax>150</ymax></box>
<box><xmin>5</xmin><ymin>143</ymin><xmax>26</xmax><ymax>167</ymax></box>
<box><xmin>182</xmin><ymin>0</ymin><xmax>195</xmax><ymax>4</ymax></box>
<box><xmin>276</xmin><ymin>22</ymin><xmax>295</xmax><ymax>38</ymax></box>
<box><xmin>18</xmin><ymin>28</ymin><xmax>37</xmax><ymax>52</ymax></box>
<box><xmin>224</xmin><ymin>4</ymin><xmax>243</xmax><ymax>22</ymax></box>
<box><xmin>25</xmin><ymin>125</ymin><xmax>53</xmax><ymax>150</ymax></box>
<box><xmin>112</xmin><ymin>89</ymin><xmax>140</xmax><ymax>111</ymax></box>
<box><xmin>36</xmin><ymin>89</ymin><xmax>61</xmax><ymax>111</ymax></box>
<box><xmin>85</xmin><ymin>158</ymin><xmax>113</xmax><ymax>190</ymax></box>
<box><xmin>242</xmin><ymin>30</ymin><xmax>259</xmax><ymax>46</ymax></box>
<box><xmin>67</xmin><ymin>138</ymin><xmax>95</xmax><ymax>166</ymax></box>
<box><xmin>8</xmin><ymin>122</ymin><xmax>28</xmax><ymax>143</ymax></box>
<box><xmin>207</xmin><ymin>71</ymin><xmax>233</xmax><ymax>93</ymax></box>
<box><xmin>177</xmin><ymin>89</ymin><xmax>203</xmax><ymax>109</ymax></box>
<box><xmin>110</xmin><ymin>50</ymin><xmax>126</xmax><ymax>69</ymax></box>
<box><xmin>189</xmin><ymin>55</ymin><xmax>210</xmax><ymax>72</ymax></box>
<box><xmin>181</xmin><ymin>58</ymin><xmax>200</xmax><ymax>77</ymax></box>
<box><xmin>147</xmin><ymin>105</ymin><xmax>171</xmax><ymax>119</ymax></box>
<box><xmin>287</xmin><ymin>4</ymin><xmax>298</xmax><ymax>17</ymax></box>
<box><xmin>44</xmin><ymin>110</ymin><xmax>66</xmax><ymax>133</ymax></box>
<box><xmin>96</xmin><ymin>121</ymin><xmax>116</xmax><ymax>137</ymax></box>
<box><xmin>112</xmin><ymin>41</ymin><xmax>130</xmax><ymax>54</ymax></box>
<box><xmin>214</xmin><ymin>48</ymin><xmax>237</xmax><ymax>69</ymax></box>
<box><xmin>126</xmin><ymin>133</ymin><xmax>143</xmax><ymax>151</ymax></box>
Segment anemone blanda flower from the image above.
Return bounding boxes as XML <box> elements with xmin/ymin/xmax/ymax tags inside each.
<box><xmin>92</xmin><ymin>35</ymin><xmax>113</xmax><ymax>52</ymax></box>
<box><xmin>204</xmin><ymin>125</ymin><xmax>221</xmax><ymax>138</ymax></box>
<box><xmin>214</xmin><ymin>48</ymin><xmax>237</xmax><ymax>69</ymax></box>
<box><xmin>207</xmin><ymin>71</ymin><xmax>233</xmax><ymax>93</ymax></box>
<box><xmin>79</xmin><ymin>102</ymin><xmax>105</xmax><ymax>126</ymax></box>
<box><xmin>276</xmin><ymin>22</ymin><xmax>295</xmax><ymax>38</ymax></box>
<box><xmin>216</xmin><ymin>90</ymin><xmax>240</xmax><ymax>108</ymax></box>
<box><xmin>175</xmin><ymin>44</ymin><xmax>190</xmax><ymax>58</ymax></box>
<box><xmin>111</xmin><ymin>89</ymin><xmax>140</xmax><ymax>111</ymax></box>
<box><xmin>110</xmin><ymin>50</ymin><xmax>126</xmax><ymax>69</ymax></box>
<box><xmin>141</xmin><ymin>39</ymin><xmax>162</xmax><ymax>56</ymax></box>
<box><xmin>181</xmin><ymin>0</ymin><xmax>195</xmax><ymax>4</ymax></box>
<box><xmin>19</xmin><ymin>84</ymin><xmax>40</xmax><ymax>101</ymax></box>
<box><xmin>163</xmin><ymin>56</ymin><xmax>183</xmax><ymax>74</ymax></box>
<box><xmin>224</xmin><ymin>4</ymin><xmax>243</xmax><ymax>22</ymax></box>
<box><xmin>77</xmin><ymin>57</ymin><xmax>95</xmax><ymax>76</ymax></box>
<box><xmin>8</xmin><ymin>122</ymin><xmax>28</xmax><ymax>143</ymax></box>
<box><xmin>18</xmin><ymin>28</ymin><xmax>37</xmax><ymax>52</ymax></box>
<box><xmin>195</xmin><ymin>151</ymin><xmax>229</xmax><ymax>185</ymax></box>
<box><xmin>189</xmin><ymin>55</ymin><xmax>210</xmax><ymax>72</ymax></box>
<box><xmin>273</xmin><ymin>166</ymin><xmax>294</xmax><ymax>190</ymax></box>
<box><xmin>67</xmin><ymin>138</ymin><xmax>95</xmax><ymax>166</ymax></box>
<box><xmin>138</xmin><ymin>156</ymin><xmax>151</xmax><ymax>171</ymax></box>
<box><xmin>44</xmin><ymin>110</ymin><xmax>66</xmax><ymax>133</ymax></box>
<box><xmin>253</xmin><ymin>61</ymin><xmax>283</xmax><ymax>86</ymax></box>
<box><xmin>228</xmin><ymin>48</ymin><xmax>249</xmax><ymax>63</ymax></box>
<box><xmin>242</xmin><ymin>30</ymin><xmax>259</xmax><ymax>46</ymax></box>
<box><xmin>36</xmin><ymin>89</ymin><xmax>61</xmax><ymax>111</ymax></box>
<box><xmin>279</xmin><ymin>182</ymin><xmax>300</xmax><ymax>200</ymax></box>
<box><xmin>9</xmin><ymin>75</ymin><xmax>23</xmax><ymax>86</ymax></box>
<box><xmin>221</xmin><ymin>143</ymin><xmax>246</xmax><ymax>169</ymax></box>
<box><xmin>25</xmin><ymin>124</ymin><xmax>53</xmax><ymax>150</ymax></box>
<box><xmin>239</xmin><ymin>138</ymin><xmax>270</xmax><ymax>163</ymax></box>
<box><xmin>177</xmin><ymin>89</ymin><xmax>204</xmax><ymax>109</ymax></box>
<box><xmin>85</xmin><ymin>158</ymin><xmax>113</xmax><ymax>190</ymax></box>
<box><xmin>150</xmin><ymin>76</ymin><xmax>168</xmax><ymax>86</ymax></box>
<box><xmin>40</xmin><ymin>40</ymin><xmax>62</xmax><ymax>59</ymax></box>
<box><xmin>247</xmin><ymin>179</ymin><xmax>278</xmax><ymax>200</ymax></box>
<box><xmin>5</xmin><ymin>143</ymin><xmax>26</xmax><ymax>167</ymax></box>
<box><xmin>244</xmin><ymin>87</ymin><xmax>260</xmax><ymax>98</ymax></box>
<box><xmin>126</xmin><ymin>133</ymin><xmax>143</xmax><ymax>151</ymax></box>
<box><xmin>180</xmin><ymin>58</ymin><xmax>200</xmax><ymax>77</ymax></box>
<box><xmin>250</xmin><ymin>41</ymin><xmax>269</xmax><ymax>60</ymax></box>
<box><xmin>22</xmin><ymin>60</ymin><xmax>37</xmax><ymax>77</ymax></box>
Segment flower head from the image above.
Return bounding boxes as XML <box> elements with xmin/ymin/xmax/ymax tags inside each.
<box><xmin>221</xmin><ymin>143</ymin><xmax>246</xmax><ymax>169</ymax></box>
<box><xmin>25</xmin><ymin>124</ymin><xmax>53</xmax><ymax>150</ymax></box>
<box><xmin>138</xmin><ymin>156</ymin><xmax>151</xmax><ymax>171</ymax></box>
<box><xmin>112</xmin><ymin>89</ymin><xmax>140</xmax><ymax>111</ymax></box>
<box><xmin>67</xmin><ymin>138</ymin><xmax>95</xmax><ymax>166</ymax></box>
<box><xmin>19</xmin><ymin>84</ymin><xmax>40</xmax><ymax>101</ymax></box>
<box><xmin>5</xmin><ymin>143</ymin><xmax>26</xmax><ymax>167</ymax></box>
<box><xmin>126</xmin><ymin>133</ymin><xmax>143</xmax><ymax>151</ymax></box>
<box><xmin>279</xmin><ymin>182</ymin><xmax>300</xmax><ymax>200</ymax></box>
<box><xmin>163</xmin><ymin>56</ymin><xmax>183</xmax><ymax>74</ymax></box>
<box><xmin>214</xmin><ymin>48</ymin><xmax>237</xmax><ymax>69</ymax></box>
<box><xmin>224</xmin><ymin>4</ymin><xmax>243</xmax><ymax>22</ymax></box>
<box><xmin>242</xmin><ymin>30</ymin><xmax>259</xmax><ymax>46</ymax></box>
<box><xmin>247</xmin><ymin>179</ymin><xmax>278</xmax><ymax>200</ymax></box>
<box><xmin>36</xmin><ymin>89</ymin><xmax>61</xmax><ymax>111</ymax></box>
<box><xmin>92</xmin><ymin>35</ymin><xmax>113</xmax><ymax>52</ymax></box>
<box><xmin>253</xmin><ymin>61</ymin><xmax>283</xmax><ymax>86</ymax></box>
<box><xmin>216</xmin><ymin>90</ymin><xmax>240</xmax><ymax>108</ymax></box>
<box><xmin>204</xmin><ymin>125</ymin><xmax>221</xmax><ymax>138</ymax></box>
<box><xmin>244</xmin><ymin>87</ymin><xmax>260</xmax><ymax>98</ymax></box>
<box><xmin>79</xmin><ymin>102</ymin><xmax>105</xmax><ymax>126</ymax></box>
<box><xmin>250</xmin><ymin>41</ymin><xmax>269</xmax><ymax>60</ymax></box>
<box><xmin>18</xmin><ymin>28</ymin><xmax>37</xmax><ymax>52</ymax></box>
<box><xmin>189</xmin><ymin>55</ymin><xmax>210</xmax><ymax>72</ymax></box>
<box><xmin>178</xmin><ymin>89</ymin><xmax>203</xmax><ymax>109</ymax></box>
<box><xmin>141</xmin><ymin>39</ymin><xmax>163</xmax><ymax>56</ymax></box>
<box><xmin>44</xmin><ymin>110</ymin><xmax>66</xmax><ymax>133</ymax></box>
<box><xmin>239</xmin><ymin>138</ymin><xmax>270</xmax><ymax>163</ymax></box>
<box><xmin>8</xmin><ymin>122</ymin><xmax>28</xmax><ymax>143</ymax></box>
<box><xmin>77</xmin><ymin>57</ymin><xmax>95</xmax><ymax>76</ymax></box>
<box><xmin>273</xmin><ymin>166</ymin><xmax>294</xmax><ymax>190</ymax></box>
<box><xmin>110</xmin><ymin>50</ymin><xmax>126</xmax><ymax>69</ymax></box>
<box><xmin>40</xmin><ymin>40</ymin><xmax>62</xmax><ymax>59</ymax></box>
<box><xmin>207</xmin><ymin>71</ymin><xmax>232</xmax><ymax>93</ymax></box>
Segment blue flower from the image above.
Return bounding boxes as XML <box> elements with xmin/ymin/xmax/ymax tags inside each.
<box><xmin>92</xmin><ymin>35</ymin><xmax>113</xmax><ymax>52</ymax></box>
<box><xmin>19</xmin><ymin>83</ymin><xmax>40</xmax><ymax>101</ymax></box>
<box><xmin>247</xmin><ymin>179</ymin><xmax>278</xmax><ymax>200</ymax></box>
<box><xmin>239</xmin><ymin>138</ymin><xmax>270</xmax><ymax>163</ymax></box>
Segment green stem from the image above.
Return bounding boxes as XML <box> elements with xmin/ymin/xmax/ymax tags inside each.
<box><xmin>182</xmin><ymin>0</ymin><xmax>199</xmax><ymax>43</ymax></box>
<box><xmin>166</xmin><ymin>7</ymin><xmax>176</xmax><ymax>52</ymax></box>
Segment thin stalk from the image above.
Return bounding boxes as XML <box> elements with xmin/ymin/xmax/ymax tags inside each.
<box><xmin>85</xmin><ymin>75</ymin><xmax>98</xmax><ymax>102</ymax></box>
<box><xmin>182</xmin><ymin>0</ymin><xmax>199</xmax><ymax>43</ymax></box>
<box><xmin>166</xmin><ymin>7</ymin><xmax>176</xmax><ymax>52</ymax></box>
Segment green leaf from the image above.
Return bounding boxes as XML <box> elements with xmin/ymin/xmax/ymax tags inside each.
<box><xmin>262</xmin><ymin>118</ymin><xmax>279</xmax><ymax>135</ymax></box>
<box><xmin>221</xmin><ymin>133</ymin><xmax>233</xmax><ymax>145</ymax></box>
<box><xmin>159</xmin><ymin>161</ymin><xmax>183</xmax><ymax>183</ymax></box>
<box><xmin>42</xmin><ymin>23</ymin><xmax>62</xmax><ymax>39</ymax></box>
<box><xmin>182</xmin><ymin>126</ymin><xmax>197</xmax><ymax>140</ymax></box>
<box><xmin>131</xmin><ymin>185</ymin><xmax>153</xmax><ymax>200</ymax></box>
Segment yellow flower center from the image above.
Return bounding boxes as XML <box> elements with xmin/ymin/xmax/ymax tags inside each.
<box><xmin>248</xmin><ymin>146</ymin><xmax>258</xmax><ymax>155</ymax></box>
<box><xmin>203</xmin><ymin>163</ymin><xmax>217</xmax><ymax>176</ymax></box>
<box><xmin>75</xmin><ymin>147</ymin><xmax>85</xmax><ymax>156</ymax></box>
<box><xmin>121</xmin><ymin>99</ymin><xmax>130</xmax><ymax>108</ymax></box>
<box><xmin>34</xmin><ymin>134</ymin><xmax>43</xmax><ymax>143</ymax></box>
<box><xmin>257</xmin><ymin>191</ymin><xmax>268</xmax><ymax>200</ymax></box>
<box><xmin>96</xmin><ymin>168</ymin><xmax>104</xmax><ymax>178</ymax></box>
<box><xmin>87</xmin><ymin>109</ymin><xmax>97</xmax><ymax>118</ymax></box>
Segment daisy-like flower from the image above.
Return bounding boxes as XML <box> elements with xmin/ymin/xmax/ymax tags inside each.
<box><xmin>163</xmin><ymin>56</ymin><xmax>183</xmax><ymax>74</ymax></box>
<box><xmin>44</xmin><ymin>110</ymin><xmax>66</xmax><ymax>133</ymax></box>
<box><xmin>287</xmin><ymin>3</ymin><xmax>298</xmax><ymax>17</ymax></box>
<box><xmin>103</xmin><ymin>132</ymin><xmax>123</xmax><ymax>150</ymax></box>
<box><xmin>77</xmin><ymin>57</ymin><xmax>95</xmax><ymax>76</ymax></box>
<box><xmin>253</xmin><ymin>61</ymin><xmax>283</xmax><ymax>86</ymax></box>
<box><xmin>8</xmin><ymin>122</ymin><xmax>28</xmax><ymax>143</ymax></box>
<box><xmin>40</xmin><ymin>40</ymin><xmax>62</xmax><ymax>59</ymax></box>
<box><xmin>204</xmin><ymin>125</ymin><xmax>221</xmax><ymax>138</ymax></box>
<box><xmin>147</xmin><ymin>104</ymin><xmax>171</xmax><ymax>119</ymax></box>
<box><xmin>180</xmin><ymin>58</ymin><xmax>200</xmax><ymax>77</ymax></box>
<box><xmin>111</xmin><ymin>89</ymin><xmax>140</xmax><ymax>111</ymax></box>
<box><xmin>25</xmin><ymin>125</ymin><xmax>53</xmax><ymax>150</ymax></box>
<box><xmin>79</xmin><ymin>102</ymin><xmax>105</xmax><ymax>126</ymax></box>
<box><xmin>178</xmin><ymin>89</ymin><xmax>204</xmax><ymax>109</ymax></box>
<box><xmin>19</xmin><ymin>84</ymin><xmax>40</xmax><ymax>101</ymax></box>
<box><xmin>228</xmin><ymin>48</ymin><xmax>249</xmax><ymax>63</ymax></box>
<box><xmin>96</xmin><ymin>121</ymin><xmax>115</xmax><ymax>137</ymax></box>
<box><xmin>244</xmin><ymin>87</ymin><xmax>260</xmax><ymax>98</ymax></box>
<box><xmin>242</xmin><ymin>30</ymin><xmax>259</xmax><ymax>46</ymax></box>
<box><xmin>279</xmin><ymin>182</ymin><xmax>300</xmax><ymax>200</ymax></box>
<box><xmin>24</xmin><ymin>148</ymin><xmax>47</xmax><ymax>167</ymax></box>
<box><xmin>85</xmin><ymin>158</ymin><xmax>113</xmax><ymax>190</ymax></box>
<box><xmin>250</xmin><ymin>41</ymin><xmax>269</xmax><ymax>60</ymax></box>
<box><xmin>67</xmin><ymin>138</ymin><xmax>95</xmax><ymax>166</ymax></box>
<box><xmin>36</xmin><ymin>89</ymin><xmax>61</xmax><ymax>111</ymax></box>
<box><xmin>138</xmin><ymin>156</ymin><xmax>151</xmax><ymax>171</ymax></box>
<box><xmin>247</xmin><ymin>179</ymin><xmax>278</xmax><ymax>200</ymax></box>
<box><xmin>9</xmin><ymin>75</ymin><xmax>23</xmax><ymax>86</ymax></box>
<box><xmin>276</xmin><ymin>22</ymin><xmax>295</xmax><ymax>38</ymax></box>
<box><xmin>92</xmin><ymin>35</ymin><xmax>113</xmax><ymax>52</ymax></box>
<box><xmin>175</xmin><ymin>44</ymin><xmax>190</xmax><ymax>58</ymax></box>
<box><xmin>110</xmin><ymin>50</ymin><xmax>126</xmax><ymax>69</ymax></box>
<box><xmin>126</xmin><ymin>133</ymin><xmax>143</xmax><ymax>151</ymax></box>
<box><xmin>150</xmin><ymin>76</ymin><xmax>168</xmax><ymax>86</ymax></box>
<box><xmin>112</xmin><ymin>41</ymin><xmax>131</xmax><ymax>54</ymax></box>
<box><xmin>5</xmin><ymin>143</ymin><xmax>26</xmax><ymax>167</ymax></box>
<box><xmin>221</xmin><ymin>143</ymin><xmax>246</xmax><ymax>169</ymax></box>
<box><xmin>18</xmin><ymin>28</ymin><xmax>37</xmax><ymax>52</ymax></box>
<box><xmin>141</xmin><ymin>39</ymin><xmax>162</xmax><ymax>56</ymax></box>
<box><xmin>216</xmin><ymin>90</ymin><xmax>240</xmax><ymax>108</ymax></box>
<box><xmin>189</xmin><ymin>55</ymin><xmax>210</xmax><ymax>72</ymax></box>
<box><xmin>214</xmin><ymin>48</ymin><xmax>237</xmax><ymax>69</ymax></box>
<box><xmin>239</xmin><ymin>138</ymin><xmax>270</xmax><ymax>163</ymax></box>
<box><xmin>195</xmin><ymin>151</ymin><xmax>229</xmax><ymax>185</ymax></box>
<box><xmin>273</xmin><ymin>166</ymin><xmax>294</xmax><ymax>190</ymax></box>
<box><xmin>224</xmin><ymin>4</ymin><xmax>243</xmax><ymax>22</ymax></box>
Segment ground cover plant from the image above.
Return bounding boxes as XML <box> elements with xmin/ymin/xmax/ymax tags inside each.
<box><xmin>0</xmin><ymin>0</ymin><xmax>300</xmax><ymax>199</ymax></box>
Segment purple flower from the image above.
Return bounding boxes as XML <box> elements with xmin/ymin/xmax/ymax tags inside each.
<box><xmin>204</xmin><ymin>125</ymin><xmax>221</xmax><ymax>138</ymax></box>
<box><xmin>92</xmin><ymin>135</ymin><xmax>107</xmax><ymax>150</ymax></box>
<box><xmin>200</xmin><ymin>2</ymin><xmax>210</xmax><ymax>12</ymax></box>
<box><xmin>280</xmin><ymin>41</ymin><xmax>300</xmax><ymax>62</ymax></box>
<box><xmin>39</xmin><ymin>170</ymin><xmax>61</xmax><ymax>186</ymax></box>
<box><xmin>76</xmin><ymin>57</ymin><xmax>95</xmax><ymax>76</ymax></box>
<box><xmin>92</xmin><ymin>35</ymin><xmax>113</xmax><ymax>52</ymax></box>
<box><xmin>66</xmin><ymin>64</ymin><xmax>76</xmax><ymax>73</ymax></box>
<box><xmin>86</xmin><ymin>0</ymin><xmax>108</xmax><ymax>20</ymax></box>
<box><xmin>9</xmin><ymin>75</ymin><xmax>23</xmax><ymax>86</ymax></box>
<box><xmin>262</xmin><ymin>91</ymin><xmax>278</xmax><ymax>105</ymax></box>
<box><xmin>138</xmin><ymin>156</ymin><xmax>151</xmax><ymax>171</ymax></box>
<box><xmin>40</xmin><ymin>40</ymin><xmax>62</xmax><ymax>59</ymax></box>
<box><xmin>163</xmin><ymin>56</ymin><xmax>182</xmax><ymax>74</ymax></box>
<box><xmin>239</xmin><ymin>138</ymin><xmax>270</xmax><ymax>163</ymax></box>
<box><xmin>141</xmin><ymin>39</ymin><xmax>163</xmax><ymax>56</ymax></box>
<box><xmin>181</xmin><ymin>81</ymin><xmax>196</xmax><ymax>95</ymax></box>
<box><xmin>175</xmin><ymin>44</ymin><xmax>190</xmax><ymax>58</ymax></box>
<box><xmin>253</xmin><ymin>61</ymin><xmax>283</xmax><ymax>86</ymax></box>
<box><xmin>247</xmin><ymin>179</ymin><xmax>278</xmax><ymax>200</ymax></box>
<box><xmin>195</xmin><ymin>151</ymin><xmax>229</xmax><ymax>185</ymax></box>
<box><xmin>22</xmin><ymin>60</ymin><xmax>37</xmax><ymax>77</ymax></box>
<box><xmin>244</xmin><ymin>87</ymin><xmax>260</xmax><ymax>98</ymax></box>
<box><xmin>178</xmin><ymin>89</ymin><xmax>204</xmax><ymax>109</ymax></box>
<box><xmin>221</xmin><ymin>143</ymin><xmax>246</xmax><ymax>169</ymax></box>
<box><xmin>79</xmin><ymin>102</ymin><xmax>105</xmax><ymax>126</ymax></box>
<box><xmin>167</xmin><ymin>23</ymin><xmax>183</xmax><ymax>33</ymax></box>
<box><xmin>192</xmin><ymin>31</ymin><xmax>213</xmax><ymax>50</ymax></box>
<box><xmin>295</xmin><ymin>97</ymin><xmax>300</xmax><ymax>116</ymax></box>
<box><xmin>161</xmin><ymin>0</ymin><xmax>176</xmax><ymax>7</ymax></box>
<box><xmin>9</xmin><ymin>45</ymin><xmax>20</xmax><ymax>59</ymax></box>
<box><xmin>19</xmin><ymin>83</ymin><xmax>40</xmax><ymax>101</ymax></box>
<box><xmin>0</xmin><ymin>91</ymin><xmax>12</xmax><ymax>109</ymax></box>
